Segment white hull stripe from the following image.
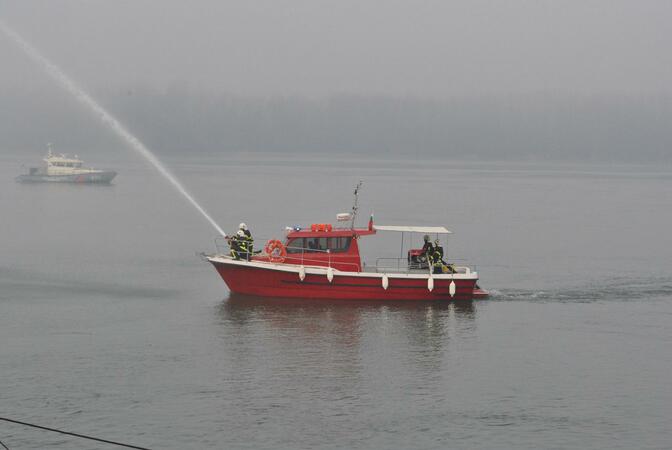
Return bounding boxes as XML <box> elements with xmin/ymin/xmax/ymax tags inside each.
<box><xmin>206</xmin><ymin>255</ymin><xmax>478</xmax><ymax>281</ymax></box>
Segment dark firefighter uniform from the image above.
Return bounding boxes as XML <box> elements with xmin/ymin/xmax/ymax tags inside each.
<box><xmin>421</xmin><ymin>235</ymin><xmax>434</xmax><ymax>266</ymax></box>
<box><xmin>429</xmin><ymin>241</ymin><xmax>455</xmax><ymax>274</ymax></box>
<box><xmin>241</xmin><ymin>229</ymin><xmax>253</xmax><ymax>257</ymax></box>
<box><xmin>230</xmin><ymin>231</ymin><xmax>251</xmax><ymax>261</ymax></box>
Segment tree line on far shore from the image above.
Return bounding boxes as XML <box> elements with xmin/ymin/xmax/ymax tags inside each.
<box><xmin>1</xmin><ymin>86</ymin><xmax>670</xmax><ymax>163</ymax></box>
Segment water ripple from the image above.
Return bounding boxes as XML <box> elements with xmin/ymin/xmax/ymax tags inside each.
<box><xmin>488</xmin><ymin>277</ymin><xmax>672</xmax><ymax>302</ymax></box>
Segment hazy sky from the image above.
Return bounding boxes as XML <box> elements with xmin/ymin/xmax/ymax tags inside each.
<box><xmin>1</xmin><ymin>0</ymin><xmax>671</xmax><ymax>98</ymax></box>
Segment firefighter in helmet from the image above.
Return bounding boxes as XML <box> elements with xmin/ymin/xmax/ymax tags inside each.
<box><xmin>431</xmin><ymin>238</ymin><xmax>455</xmax><ymax>273</ymax></box>
<box><xmin>239</xmin><ymin>222</ymin><xmax>253</xmax><ymax>257</ymax></box>
<box><xmin>430</xmin><ymin>239</ymin><xmax>445</xmax><ymax>274</ymax></box>
<box><xmin>421</xmin><ymin>234</ymin><xmax>434</xmax><ymax>265</ymax></box>
<box><xmin>229</xmin><ymin>230</ymin><xmax>246</xmax><ymax>260</ymax></box>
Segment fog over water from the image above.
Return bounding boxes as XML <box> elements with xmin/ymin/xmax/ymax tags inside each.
<box><xmin>1</xmin><ymin>1</ymin><xmax>671</xmax><ymax>449</ymax></box>
<box><xmin>1</xmin><ymin>1</ymin><xmax>672</xmax><ymax>162</ymax></box>
<box><xmin>3</xmin><ymin>1</ymin><xmax>672</xmax><ymax>97</ymax></box>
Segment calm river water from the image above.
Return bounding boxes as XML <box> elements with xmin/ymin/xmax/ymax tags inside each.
<box><xmin>1</xmin><ymin>152</ymin><xmax>671</xmax><ymax>449</ymax></box>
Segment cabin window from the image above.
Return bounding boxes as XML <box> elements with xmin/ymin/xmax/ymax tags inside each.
<box><xmin>66</xmin><ymin>163</ymin><xmax>74</xmax><ymax>167</ymax></box>
<box><xmin>286</xmin><ymin>237</ymin><xmax>351</xmax><ymax>254</ymax></box>
<box><xmin>305</xmin><ymin>237</ymin><xmax>328</xmax><ymax>252</ymax></box>
<box><xmin>288</xmin><ymin>237</ymin><xmax>329</xmax><ymax>253</ymax></box>
<box><xmin>328</xmin><ymin>237</ymin><xmax>352</xmax><ymax>253</ymax></box>
<box><xmin>286</xmin><ymin>238</ymin><xmax>305</xmax><ymax>254</ymax></box>
<box><xmin>75</xmin><ymin>163</ymin><xmax>82</xmax><ymax>168</ymax></box>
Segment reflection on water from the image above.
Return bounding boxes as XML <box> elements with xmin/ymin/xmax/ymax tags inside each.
<box><xmin>218</xmin><ymin>294</ymin><xmax>477</xmax><ymax>371</ymax></box>
<box><xmin>222</xmin><ymin>293</ymin><xmax>475</xmax><ymax>315</ymax></box>
<box><xmin>215</xmin><ymin>295</ymin><xmax>480</xmax><ymax>430</ymax></box>
<box><xmin>221</xmin><ymin>294</ymin><xmax>476</xmax><ymax>328</ymax></box>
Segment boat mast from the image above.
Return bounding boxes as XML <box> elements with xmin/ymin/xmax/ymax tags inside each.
<box><xmin>350</xmin><ymin>180</ymin><xmax>363</xmax><ymax>229</ymax></box>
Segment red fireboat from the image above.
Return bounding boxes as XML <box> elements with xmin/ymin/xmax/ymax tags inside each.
<box><xmin>205</xmin><ymin>184</ymin><xmax>488</xmax><ymax>301</ymax></box>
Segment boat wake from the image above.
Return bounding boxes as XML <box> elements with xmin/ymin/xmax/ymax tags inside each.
<box><xmin>487</xmin><ymin>276</ymin><xmax>672</xmax><ymax>303</ymax></box>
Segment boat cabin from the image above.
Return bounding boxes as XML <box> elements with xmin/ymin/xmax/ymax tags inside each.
<box><xmin>250</xmin><ymin>223</ymin><xmax>453</xmax><ymax>275</ymax></box>
<box><xmin>280</xmin><ymin>226</ymin><xmax>375</xmax><ymax>272</ymax></box>
<box><xmin>44</xmin><ymin>152</ymin><xmax>85</xmax><ymax>175</ymax></box>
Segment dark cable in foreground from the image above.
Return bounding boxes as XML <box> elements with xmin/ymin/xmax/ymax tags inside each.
<box><xmin>0</xmin><ymin>438</ymin><xmax>9</xmax><ymax>449</ymax></box>
<box><xmin>0</xmin><ymin>417</ymin><xmax>151</xmax><ymax>449</ymax></box>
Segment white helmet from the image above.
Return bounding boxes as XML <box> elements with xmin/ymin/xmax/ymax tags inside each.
<box><xmin>239</xmin><ymin>222</ymin><xmax>248</xmax><ymax>230</ymax></box>
<box><xmin>236</xmin><ymin>230</ymin><xmax>245</xmax><ymax>237</ymax></box>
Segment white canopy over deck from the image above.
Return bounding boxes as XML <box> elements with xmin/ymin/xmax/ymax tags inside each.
<box><xmin>373</xmin><ymin>225</ymin><xmax>452</xmax><ymax>234</ymax></box>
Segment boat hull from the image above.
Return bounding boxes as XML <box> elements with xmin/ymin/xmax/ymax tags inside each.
<box><xmin>16</xmin><ymin>171</ymin><xmax>117</xmax><ymax>184</ymax></box>
<box><xmin>208</xmin><ymin>256</ymin><xmax>478</xmax><ymax>301</ymax></box>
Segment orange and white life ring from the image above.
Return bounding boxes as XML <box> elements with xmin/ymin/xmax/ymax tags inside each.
<box><xmin>264</xmin><ymin>239</ymin><xmax>287</xmax><ymax>263</ymax></box>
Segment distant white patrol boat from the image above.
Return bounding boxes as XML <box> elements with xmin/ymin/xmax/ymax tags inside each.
<box><xmin>16</xmin><ymin>144</ymin><xmax>117</xmax><ymax>184</ymax></box>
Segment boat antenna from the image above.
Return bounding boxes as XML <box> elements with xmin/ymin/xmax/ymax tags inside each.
<box><xmin>350</xmin><ymin>180</ymin><xmax>363</xmax><ymax>229</ymax></box>
<box><xmin>47</xmin><ymin>142</ymin><xmax>53</xmax><ymax>157</ymax></box>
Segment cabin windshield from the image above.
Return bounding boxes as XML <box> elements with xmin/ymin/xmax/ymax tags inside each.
<box><xmin>306</xmin><ymin>237</ymin><xmax>328</xmax><ymax>251</ymax></box>
<box><xmin>49</xmin><ymin>161</ymin><xmax>81</xmax><ymax>167</ymax></box>
<box><xmin>329</xmin><ymin>237</ymin><xmax>351</xmax><ymax>252</ymax></box>
<box><xmin>286</xmin><ymin>237</ymin><xmax>352</xmax><ymax>254</ymax></box>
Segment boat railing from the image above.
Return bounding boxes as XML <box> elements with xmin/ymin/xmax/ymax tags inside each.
<box><xmin>372</xmin><ymin>257</ymin><xmax>473</xmax><ymax>275</ymax></box>
<box><xmin>285</xmin><ymin>245</ymin><xmax>361</xmax><ymax>272</ymax></box>
<box><xmin>214</xmin><ymin>236</ymin><xmax>231</xmax><ymax>254</ymax></box>
<box><xmin>214</xmin><ymin>235</ymin><xmax>276</xmax><ymax>255</ymax></box>
<box><xmin>373</xmin><ymin>257</ymin><xmax>408</xmax><ymax>273</ymax></box>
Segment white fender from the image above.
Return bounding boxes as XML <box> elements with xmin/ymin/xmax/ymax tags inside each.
<box><xmin>428</xmin><ymin>276</ymin><xmax>434</xmax><ymax>292</ymax></box>
<box><xmin>382</xmin><ymin>274</ymin><xmax>389</xmax><ymax>290</ymax></box>
<box><xmin>449</xmin><ymin>280</ymin><xmax>456</xmax><ymax>297</ymax></box>
<box><xmin>298</xmin><ymin>265</ymin><xmax>306</xmax><ymax>281</ymax></box>
<box><xmin>327</xmin><ymin>267</ymin><xmax>334</xmax><ymax>283</ymax></box>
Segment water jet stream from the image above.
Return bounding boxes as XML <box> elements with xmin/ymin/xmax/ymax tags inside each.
<box><xmin>0</xmin><ymin>20</ymin><xmax>227</xmax><ymax>238</ymax></box>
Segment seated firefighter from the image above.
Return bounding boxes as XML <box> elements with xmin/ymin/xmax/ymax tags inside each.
<box><xmin>429</xmin><ymin>239</ymin><xmax>456</xmax><ymax>274</ymax></box>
